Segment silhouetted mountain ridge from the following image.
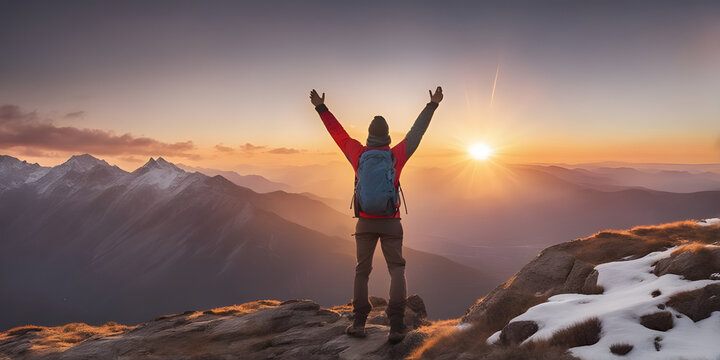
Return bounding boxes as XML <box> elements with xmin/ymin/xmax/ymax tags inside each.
<box><xmin>0</xmin><ymin>154</ymin><xmax>491</xmax><ymax>331</ymax></box>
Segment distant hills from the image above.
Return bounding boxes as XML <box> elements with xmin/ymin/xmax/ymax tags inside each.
<box><xmin>175</xmin><ymin>163</ymin><xmax>292</xmax><ymax>193</ymax></box>
<box><xmin>396</xmin><ymin>162</ymin><xmax>720</xmax><ymax>280</ymax></box>
<box><xmin>0</xmin><ymin>154</ymin><xmax>491</xmax><ymax>331</ymax></box>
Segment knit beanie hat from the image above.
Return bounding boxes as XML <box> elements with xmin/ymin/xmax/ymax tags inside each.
<box><xmin>368</xmin><ymin>116</ymin><xmax>389</xmax><ymax>137</ymax></box>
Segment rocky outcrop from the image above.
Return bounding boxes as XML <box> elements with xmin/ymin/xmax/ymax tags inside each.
<box><xmin>413</xmin><ymin>221</ymin><xmax>720</xmax><ymax>360</ymax></box>
<box><xmin>0</xmin><ymin>296</ymin><xmax>431</xmax><ymax>360</ymax></box>
<box><xmin>499</xmin><ymin>321</ymin><xmax>538</xmax><ymax>346</ymax></box>
<box><xmin>461</xmin><ymin>250</ymin><xmax>604</xmax><ymax>330</ymax></box>
<box><xmin>461</xmin><ymin>221</ymin><xmax>720</xmax><ymax>331</ymax></box>
<box><xmin>653</xmin><ymin>244</ymin><xmax>720</xmax><ymax>280</ymax></box>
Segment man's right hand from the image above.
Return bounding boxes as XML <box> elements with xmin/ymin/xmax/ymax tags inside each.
<box><xmin>429</xmin><ymin>86</ymin><xmax>443</xmax><ymax>104</ymax></box>
<box><xmin>310</xmin><ymin>89</ymin><xmax>325</xmax><ymax>106</ymax></box>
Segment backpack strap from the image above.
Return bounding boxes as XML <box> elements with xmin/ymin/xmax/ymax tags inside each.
<box><xmin>399</xmin><ymin>182</ymin><xmax>408</xmax><ymax>215</ymax></box>
<box><xmin>350</xmin><ymin>176</ymin><xmax>360</xmax><ymax>218</ymax></box>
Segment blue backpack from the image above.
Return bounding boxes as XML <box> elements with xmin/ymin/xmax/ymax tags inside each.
<box><xmin>352</xmin><ymin>149</ymin><xmax>406</xmax><ymax>217</ymax></box>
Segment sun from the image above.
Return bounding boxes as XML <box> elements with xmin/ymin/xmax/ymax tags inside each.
<box><xmin>468</xmin><ymin>142</ymin><xmax>493</xmax><ymax>160</ymax></box>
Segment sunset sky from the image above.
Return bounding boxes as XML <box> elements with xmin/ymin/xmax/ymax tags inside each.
<box><xmin>1</xmin><ymin>0</ymin><xmax>719</xmax><ymax>173</ymax></box>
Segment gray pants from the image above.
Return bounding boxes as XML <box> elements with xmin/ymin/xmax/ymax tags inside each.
<box><xmin>352</xmin><ymin>219</ymin><xmax>407</xmax><ymax>320</ymax></box>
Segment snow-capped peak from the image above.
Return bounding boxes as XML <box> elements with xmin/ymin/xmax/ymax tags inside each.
<box><xmin>60</xmin><ymin>154</ymin><xmax>109</xmax><ymax>172</ymax></box>
<box><xmin>0</xmin><ymin>155</ymin><xmax>42</xmax><ymax>170</ymax></box>
<box><xmin>0</xmin><ymin>155</ymin><xmax>21</xmax><ymax>167</ymax></box>
<box><xmin>0</xmin><ymin>155</ymin><xmax>49</xmax><ymax>189</ymax></box>
<box><xmin>137</xmin><ymin>157</ymin><xmax>184</xmax><ymax>173</ymax></box>
<box><xmin>130</xmin><ymin>157</ymin><xmax>190</xmax><ymax>189</ymax></box>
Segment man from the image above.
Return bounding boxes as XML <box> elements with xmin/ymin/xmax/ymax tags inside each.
<box><xmin>310</xmin><ymin>87</ymin><xmax>443</xmax><ymax>344</ymax></box>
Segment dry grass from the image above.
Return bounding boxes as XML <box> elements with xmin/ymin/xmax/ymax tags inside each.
<box><xmin>628</xmin><ymin>221</ymin><xmax>720</xmax><ymax>244</ymax></box>
<box><xmin>671</xmin><ymin>242</ymin><xmax>714</xmax><ymax>255</ymax></box>
<box><xmin>667</xmin><ymin>283</ymin><xmax>720</xmax><ymax>322</ymax></box>
<box><xmin>465</xmin><ymin>289</ymin><xmax>549</xmax><ymax>334</ymax></box>
<box><xmin>2</xmin><ymin>325</ymin><xmax>43</xmax><ymax>337</ymax></box>
<box><xmin>408</xmin><ymin>320</ymin><xmax>495</xmax><ymax>359</ymax></box>
<box><xmin>545</xmin><ymin>317</ymin><xmax>602</xmax><ymax>348</ymax></box>
<box><xmin>0</xmin><ymin>322</ymin><xmax>135</xmax><ymax>355</ymax></box>
<box><xmin>640</xmin><ymin>311</ymin><xmax>673</xmax><ymax>332</ymax></box>
<box><xmin>556</xmin><ymin>221</ymin><xmax>720</xmax><ymax>265</ymax></box>
<box><xmin>610</xmin><ymin>343</ymin><xmax>633</xmax><ymax>355</ymax></box>
<box><xmin>192</xmin><ymin>299</ymin><xmax>282</xmax><ymax>318</ymax></box>
<box><xmin>409</xmin><ymin>320</ymin><xmax>581</xmax><ymax>360</ymax></box>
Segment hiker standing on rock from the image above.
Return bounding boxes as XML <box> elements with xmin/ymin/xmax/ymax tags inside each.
<box><xmin>310</xmin><ymin>87</ymin><xmax>442</xmax><ymax>344</ymax></box>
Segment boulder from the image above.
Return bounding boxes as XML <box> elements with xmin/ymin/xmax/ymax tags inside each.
<box><xmin>461</xmin><ymin>249</ymin><xmax>586</xmax><ymax>329</ymax></box>
<box><xmin>581</xmin><ymin>270</ymin><xmax>604</xmax><ymax>294</ymax></box>
<box><xmin>563</xmin><ymin>260</ymin><xmax>596</xmax><ymax>293</ymax></box>
<box><xmin>499</xmin><ymin>321</ymin><xmax>539</xmax><ymax>346</ymax></box>
<box><xmin>506</xmin><ymin>249</ymin><xmax>577</xmax><ymax>295</ymax></box>
<box><xmin>369</xmin><ymin>296</ymin><xmax>388</xmax><ymax>308</ymax></box>
<box><xmin>405</xmin><ymin>294</ymin><xmax>430</xmax><ymax>329</ymax></box>
<box><xmin>653</xmin><ymin>245</ymin><xmax>720</xmax><ymax>280</ymax></box>
<box><xmin>406</xmin><ymin>294</ymin><xmax>427</xmax><ymax>317</ymax></box>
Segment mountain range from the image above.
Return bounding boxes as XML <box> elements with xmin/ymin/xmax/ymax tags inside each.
<box><xmin>0</xmin><ymin>154</ymin><xmax>490</xmax><ymax>331</ymax></box>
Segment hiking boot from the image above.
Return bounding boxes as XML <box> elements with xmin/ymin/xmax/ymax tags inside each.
<box><xmin>388</xmin><ymin>317</ymin><xmax>407</xmax><ymax>344</ymax></box>
<box><xmin>346</xmin><ymin>315</ymin><xmax>367</xmax><ymax>338</ymax></box>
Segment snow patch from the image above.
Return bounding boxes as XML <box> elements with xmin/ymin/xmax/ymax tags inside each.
<box><xmin>132</xmin><ymin>167</ymin><xmax>187</xmax><ymax>189</ymax></box>
<box><xmin>456</xmin><ymin>322</ymin><xmax>472</xmax><ymax>331</ymax></box>
<box><xmin>487</xmin><ymin>247</ymin><xmax>720</xmax><ymax>359</ymax></box>
<box><xmin>24</xmin><ymin>168</ymin><xmax>50</xmax><ymax>183</ymax></box>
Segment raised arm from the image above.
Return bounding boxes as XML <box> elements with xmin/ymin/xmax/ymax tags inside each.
<box><xmin>403</xmin><ymin>86</ymin><xmax>442</xmax><ymax>158</ymax></box>
<box><xmin>310</xmin><ymin>89</ymin><xmax>363</xmax><ymax>169</ymax></box>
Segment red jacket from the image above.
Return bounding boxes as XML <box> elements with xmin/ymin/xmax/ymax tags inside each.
<box><xmin>316</xmin><ymin>102</ymin><xmax>438</xmax><ymax>218</ymax></box>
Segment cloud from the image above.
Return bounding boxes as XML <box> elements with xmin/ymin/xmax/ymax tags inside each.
<box><xmin>214</xmin><ymin>144</ymin><xmax>236</xmax><ymax>153</ymax></box>
<box><xmin>240</xmin><ymin>142</ymin><xmax>266</xmax><ymax>152</ymax></box>
<box><xmin>13</xmin><ymin>147</ymin><xmax>60</xmax><ymax>158</ymax></box>
<box><xmin>63</xmin><ymin>111</ymin><xmax>85</xmax><ymax>119</ymax></box>
<box><xmin>0</xmin><ymin>105</ymin><xmax>37</xmax><ymax>124</ymax></box>
<box><xmin>267</xmin><ymin>147</ymin><xmax>301</xmax><ymax>154</ymax></box>
<box><xmin>0</xmin><ymin>105</ymin><xmax>198</xmax><ymax>158</ymax></box>
<box><xmin>214</xmin><ymin>142</ymin><xmax>267</xmax><ymax>155</ymax></box>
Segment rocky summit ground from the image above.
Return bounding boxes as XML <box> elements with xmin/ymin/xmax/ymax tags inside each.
<box><xmin>0</xmin><ymin>295</ymin><xmax>441</xmax><ymax>360</ymax></box>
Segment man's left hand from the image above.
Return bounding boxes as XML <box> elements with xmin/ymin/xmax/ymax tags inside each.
<box><xmin>429</xmin><ymin>86</ymin><xmax>443</xmax><ymax>104</ymax></box>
